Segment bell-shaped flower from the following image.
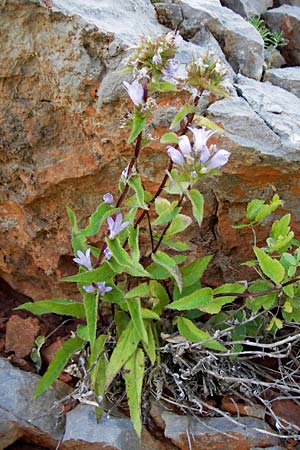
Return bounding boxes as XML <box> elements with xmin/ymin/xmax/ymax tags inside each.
<box><xmin>104</xmin><ymin>247</ymin><xmax>112</xmax><ymax>261</ymax></box>
<box><xmin>167</xmin><ymin>146</ymin><xmax>185</xmax><ymax>166</ymax></box>
<box><xmin>178</xmin><ymin>135</ymin><xmax>192</xmax><ymax>157</ymax></box>
<box><xmin>73</xmin><ymin>248</ymin><xmax>93</xmax><ymax>271</ymax></box>
<box><xmin>188</xmin><ymin>127</ymin><xmax>215</xmax><ymax>154</ymax></box>
<box><xmin>83</xmin><ymin>281</ymin><xmax>112</xmax><ymax>296</ymax></box>
<box><xmin>123</xmin><ymin>80</ymin><xmax>144</xmax><ymax>106</ymax></box>
<box><xmin>107</xmin><ymin>213</ymin><xmax>130</xmax><ymax>239</ymax></box>
<box><xmin>162</xmin><ymin>59</ymin><xmax>178</xmax><ymax>84</ymax></box>
<box><xmin>206</xmin><ymin>148</ymin><xmax>230</xmax><ymax>170</ymax></box>
<box><xmin>103</xmin><ymin>192</ymin><xmax>114</xmax><ymax>204</ymax></box>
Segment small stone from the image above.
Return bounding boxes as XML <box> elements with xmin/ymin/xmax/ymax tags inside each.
<box><xmin>41</xmin><ymin>338</ymin><xmax>64</xmax><ymax>365</ymax></box>
<box><xmin>5</xmin><ymin>315</ymin><xmax>40</xmax><ymax>358</ymax></box>
<box><xmin>163</xmin><ymin>412</ymin><xmax>281</xmax><ymax>450</ymax></box>
<box><xmin>221</xmin><ymin>396</ymin><xmax>265</xmax><ymax>419</ymax></box>
<box><xmin>271</xmin><ymin>399</ymin><xmax>300</xmax><ymax>430</ymax></box>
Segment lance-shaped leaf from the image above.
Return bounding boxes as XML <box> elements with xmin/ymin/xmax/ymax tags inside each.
<box><xmin>123</xmin><ymin>348</ymin><xmax>145</xmax><ymax>437</ymax></box>
<box><xmin>205</xmin><ymin>283</ymin><xmax>247</xmax><ymax>314</ymax></box>
<box><xmin>83</xmin><ymin>292</ymin><xmax>99</xmax><ymax>348</ymax></box>
<box><xmin>67</xmin><ymin>207</ymin><xmax>86</xmax><ymax>254</ymax></box>
<box><xmin>80</xmin><ymin>204</ymin><xmax>119</xmax><ymax>238</ymax></box>
<box><xmin>181</xmin><ymin>256</ymin><xmax>212</xmax><ymax>288</ymax></box>
<box><xmin>128</xmin><ymin>175</ymin><xmax>148</xmax><ymax>210</ymax></box>
<box><xmin>34</xmin><ymin>337</ymin><xmax>84</xmax><ymax>397</ymax></box>
<box><xmin>125</xmin><ymin>283</ymin><xmax>150</xmax><ymax>299</ymax></box>
<box><xmin>128</xmin><ymin>226</ymin><xmax>140</xmax><ymax>263</ymax></box>
<box><xmin>193</xmin><ymin>116</ymin><xmax>224</xmax><ymax>133</ymax></box>
<box><xmin>105</xmin><ymin>321</ymin><xmax>140</xmax><ymax>389</ymax></box>
<box><xmin>152</xmin><ymin>251</ymin><xmax>182</xmax><ymax>292</ymax></box>
<box><xmin>177</xmin><ymin>317</ymin><xmax>226</xmax><ymax>351</ymax></box>
<box><xmin>187</xmin><ymin>189</ymin><xmax>204</xmax><ymax>226</ymax></box>
<box><xmin>143</xmin><ymin>320</ymin><xmax>156</xmax><ymax>365</ymax></box>
<box><xmin>16</xmin><ymin>298</ymin><xmax>85</xmax><ymax>319</ymax></box>
<box><xmin>254</xmin><ymin>247</ymin><xmax>285</xmax><ymax>285</ymax></box>
<box><xmin>63</xmin><ymin>262</ymin><xmax>115</xmax><ymax>284</ymax></box>
<box><xmin>150</xmin><ymin>280</ymin><xmax>170</xmax><ymax>315</ymax></box>
<box><xmin>149</xmin><ymin>79</ymin><xmax>177</xmax><ymax>93</ymax></box>
<box><xmin>170</xmin><ymin>105</ymin><xmax>196</xmax><ymax>130</ymax></box>
<box><xmin>127</xmin><ymin>298</ymin><xmax>148</xmax><ymax>345</ymax></box>
<box><xmin>128</xmin><ymin>109</ymin><xmax>146</xmax><ymax>144</ymax></box>
<box><xmin>106</xmin><ymin>238</ymin><xmax>150</xmax><ymax>278</ymax></box>
<box><xmin>168</xmin><ymin>287</ymin><xmax>213</xmax><ymax>311</ymax></box>
<box><xmin>147</xmin><ymin>255</ymin><xmax>186</xmax><ymax>281</ymax></box>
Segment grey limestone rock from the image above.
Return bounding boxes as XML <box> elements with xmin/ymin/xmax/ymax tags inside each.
<box><xmin>221</xmin><ymin>0</ymin><xmax>273</xmax><ymax>18</ymax></box>
<box><xmin>178</xmin><ymin>0</ymin><xmax>265</xmax><ymax>79</ymax></box>
<box><xmin>0</xmin><ymin>357</ymin><xmax>69</xmax><ymax>448</ymax></box>
<box><xmin>275</xmin><ymin>0</ymin><xmax>300</xmax><ymax>5</ymax></box>
<box><xmin>265</xmin><ymin>5</ymin><xmax>300</xmax><ymax>65</ymax></box>
<box><xmin>63</xmin><ymin>405</ymin><xmax>140</xmax><ymax>450</ymax></box>
<box><xmin>163</xmin><ymin>412</ymin><xmax>281</xmax><ymax>450</ymax></box>
<box><xmin>264</xmin><ymin>66</ymin><xmax>300</xmax><ymax>98</ymax></box>
<box><xmin>236</xmin><ymin>74</ymin><xmax>300</xmax><ymax>159</ymax></box>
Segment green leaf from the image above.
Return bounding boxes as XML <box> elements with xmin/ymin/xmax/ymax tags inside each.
<box><xmin>181</xmin><ymin>256</ymin><xmax>212</xmax><ymax>288</ymax></box>
<box><xmin>166</xmin><ymin>214</ymin><xmax>192</xmax><ymax>236</ymax></box>
<box><xmin>160</xmin><ymin>132</ymin><xmax>179</xmax><ymax>145</ymax></box>
<box><xmin>30</xmin><ymin>335</ymin><xmax>46</xmax><ymax>372</ymax></box>
<box><xmin>34</xmin><ymin>337</ymin><xmax>84</xmax><ymax>397</ymax></box>
<box><xmin>143</xmin><ymin>320</ymin><xmax>156</xmax><ymax>365</ymax></box>
<box><xmin>146</xmin><ymin>255</ymin><xmax>186</xmax><ymax>280</ymax></box>
<box><xmin>177</xmin><ymin>317</ymin><xmax>226</xmax><ymax>351</ymax></box>
<box><xmin>170</xmin><ymin>105</ymin><xmax>196</xmax><ymax>130</ymax></box>
<box><xmin>152</xmin><ymin>251</ymin><xmax>182</xmax><ymax>292</ymax></box>
<box><xmin>83</xmin><ymin>292</ymin><xmax>99</xmax><ymax>348</ymax></box>
<box><xmin>194</xmin><ymin>116</ymin><xmax>224</xmax><ymax>133</ymax></box>
<box><xmin>63</xmin><ymin>262</ymin><xmax>115</xmax><ymax>284</ymax></box>
<box><xmin>173</xmin><ymin>281</ymin><xmax>202</xmax><ymax>301</ymax></box>
<box><xmin>154</xmin><ymin>199</ymin><xmax>180</xmax><ymax>225</ymax></box>
<box><xmin>207</xmin><ymin>283</ymin><xmax>247</xmax><ymax>314</ymax></box>
<box><xmin>106</xmin><ymin>238</ymin><xmax>150</xmax><ymax>278</ymax></box>
<box><xmin>88</xmin><ymin>334</ymin><xmax>107</xmax><ymax>419</ymax></box>
<box><xmin>246</xmin><ymin>280</ymin><xmax>277</xmax><ymax>311</ymax></box>
<box><xmin>187</xmin><ymin>189</ymin><xmax>204</xmax><ymax>226</ymax></box>
<box><xmin>246</xmin><ymin>199</ymin><xmax>265</xmax><ymax>222</ymax></box>
<box><xmin>80</xmin><ymin>204</ymin><xmax>119</xmax><ymax>238</ymax></box>
<box><xmin>67</xmin><ymin>207</ymin><xmax>86</xmax><ymax>254</ymax></box>
<box><xmin>169</xmin><ymin>287</ymin><xmax>213</xmax><ymax>311</ymax></box>
<box><xmin>127</xmin><ymin>298</ymin><xmax>148</xmax><ymax>345</ymax></box>
<box><xmin>150</xmin><ymin>280</ymin><xmax>170</xmax><ymax>315</ymax></box>
<box><xmin>149</xmin><ymin>79</ymin><xmax>177</xmax><ymax>93</ymax></box>
<box><xmin>105</xmin><ymin>321</ymin><xmax>140</xmax><ymax>389</ymax></box>
<box><xmin>114</xmin><ymin>310</ymin><xmax>130</xmax><ymax>336</ymax></box>
<box><xmin>125</xmin><ymin>283</ymin><xmax>150</xmax><ymax>299</ymax></box>
<box><xmin>123</xmin><ymin>348</ymin><xmax>144</xmax><ymax>437</ymax></box>
<box><xmin>141</xmin><ymin>309</ymin><xmax>160</xmax><ymax>320</ymax></box>
<box><xmin>128</xmin><ymin>226</ymin><xmax>140</xmax><ymax>263</ymax></box>
<box><xmin>160</xmin><ymin>237</ymin><xmax>190</xmax><ymax>252</ymax></box>
<box><xmin>128</xmin><ymin>175</ymin><xmax>148</xmax><ymax>209</ymax></box>
<box><xmin>128</xmin><ymin>109</ymin><xmax>146</xmax><ymax>144</ymax></box>
<box><xmin>16</xmin><ymin>299</ymin><xmax>85</xmax><ymax>319</ymax></box>
<box><xmin>254</xmin><ymin>247</ymin><xmax>285</xmax><ymax>284</ymax></box>
<box><xmin>76</xmin><ymin>324</ymin><xmax>90</xmax><ymax>340</ymax></box>
<box><xmin>271</xmin><ymin>214</ymin><xmax>291</xmax><ymax>239</ymax></box>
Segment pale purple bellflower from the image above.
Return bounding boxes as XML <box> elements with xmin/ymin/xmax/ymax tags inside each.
<box><xmin>103</xmin><ymin>192</ymin><xmax>114</xmax><ymax>204</ymax></box>
<box><xmin>167</xmin><ymin>127</ymin><xmax>230</xmax><ymax>172</ymax></box>
<box><xmin>123</xmin><ymin>80</ymin><xmax>144</xmax><ymax>106</ymax></box>
<box><xmin>73</xmin><ymin>248</ymin><xmax>93</xmax><ymax>271</ymax></box>
<box><xmin>83</xmin><ymin>281</ymin><xmax>112</xmax><ymax>296</ymax></box>
<box><xmin>162</xmin><ymin>59</ymin><xmax>178</xmax><ymax>84</ymax></box>
<box><xmin>107</xmin><ymin>213</ymin><xmax>130</xmax><ymax>239</ymax></box>
<box><xmin>104</xmin><ymin>247</ymin><xmax>112</xmax><ymax>260</ymax></box>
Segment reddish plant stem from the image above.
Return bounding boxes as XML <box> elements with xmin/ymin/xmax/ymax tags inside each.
<box><xmin>213</xmin><ymin>275</ymin><xmax>300</xmax><ymax>300</ymax></box>
<box><xmin>134</xmin><ymin>92</ymin><xmax>201</xmax><ymax>229</ymax></box>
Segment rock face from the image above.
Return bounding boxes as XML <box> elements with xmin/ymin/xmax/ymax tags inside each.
<box><xmin>1</xmin><ymin>0</ymin><xmax>300</xmax><ymax>301</ymax></box>
<box><xmin>264</xmin><ymin>67</ymin><xmax>300</xmax><ymax>98</ymax></box>
<box><xmin>220</xmin><ymin>0</ymin><xmax>273</xmax><ymax>18</ymax></box>
<box><xmin>265</xmin><ymin>5</ymin><xmax>300</xmax><ymax>65</ymax></box>
<box><xmin>162</xmin><ymin>412</ymin><xmax>281</xmax><ymax>450</ymax></box>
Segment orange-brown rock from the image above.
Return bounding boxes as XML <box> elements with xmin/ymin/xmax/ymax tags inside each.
<box><xmin>5</xmin><ymin>315</ymin><xmax>40</xmax><ymax>358</ymax></box>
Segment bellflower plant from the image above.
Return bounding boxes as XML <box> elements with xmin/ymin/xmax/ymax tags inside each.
<box><xmin>18</xmin><ymin>30</ymin><xmax>300</xmax><ymax>442</ymax></box>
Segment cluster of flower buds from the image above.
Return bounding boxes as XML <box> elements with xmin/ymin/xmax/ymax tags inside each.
<box><xmin>167</xmin><ymin>127</ymin><xmax>230</xmax><ymax>178</ymax></box>
<box><xmin>186</xmin><ymin>53</ymin><xmax>227</xmax><ymax>94</ymax></box>
<box><xmin>124</xmin><ymin>31</ymin><xmax>182</xmax><ymax>78</ymax></box>
<box><xmin>73</xmin><ymin>248</ymin><xmax>112</xmax><ymax>295</ymax></box>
